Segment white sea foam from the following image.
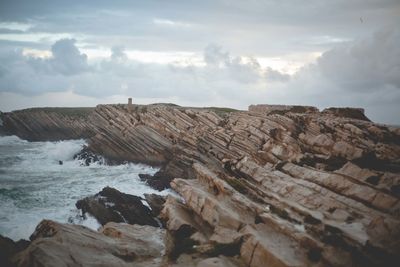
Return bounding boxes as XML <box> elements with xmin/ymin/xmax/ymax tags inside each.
<box><xmin>0</xmin><ymin>135</ymin><xmax>171</xmax><ymax>240</ymax></box>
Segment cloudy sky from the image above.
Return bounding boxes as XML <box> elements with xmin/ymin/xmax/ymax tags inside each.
<box><xmin>0</xmin><ymin>1</ymin><xmax>399</xmax><ymax>123</ymax></box>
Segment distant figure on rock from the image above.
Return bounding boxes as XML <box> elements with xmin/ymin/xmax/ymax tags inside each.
<box><xmin>59</xmin><ymin>160</ymin><xmax>63</xmax><ymax>165</ymax></box>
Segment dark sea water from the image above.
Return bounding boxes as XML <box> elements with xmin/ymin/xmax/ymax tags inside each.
<box><xmin>0</xmin><ymin>135</ymin><xmax>167</xmax><ymax>240</ymax></box>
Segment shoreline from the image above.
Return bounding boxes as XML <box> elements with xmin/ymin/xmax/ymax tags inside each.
<box><xmin>1</xmin><ymin>103</ymin><xmax>400</xmax><ymax>266</ymax></box>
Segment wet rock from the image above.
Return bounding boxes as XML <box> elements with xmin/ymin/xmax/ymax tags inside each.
<box><xmin>0</xmin><ymin>235</ymin><xmax>29</xmax><ymax>267</ymax></box>
<box><xmin>139</xmin><ymin>171</ymin><xmax>173</xmax><ymax>191</ymax></box>
<box><xmin>76</xmin><ymin>186</ymin><xmax>159</xmax><ymax>227</ymax></box>
<box><xmin>4</xmin><ymin>103</ymin><xmax>400</xmax><ymax>266</ymax></box>
<box><xmin>73</xmin><ymin>145</ymin><xmax>103</xmax><ymax>166</ymax></box>
<box><xmin>144</xmin><ymin>193</ymin><xmax>166</xmax><ymax>217</ymax></box>
<box><xmin>13</xmin><ymin>220</ymin><xmax>165</xmax><ymax>267</ymax></box>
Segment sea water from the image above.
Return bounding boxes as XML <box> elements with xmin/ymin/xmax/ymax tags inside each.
<box><xmin>0</xmin><ymin>135</ymin><xmax>167</xmax><ymax>241</ymax></box>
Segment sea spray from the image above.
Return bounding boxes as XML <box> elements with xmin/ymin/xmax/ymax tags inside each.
<box><xmin>0</xmin><ymin>136</ymin><xmax>169</xmax><ymax>240</ymax></box>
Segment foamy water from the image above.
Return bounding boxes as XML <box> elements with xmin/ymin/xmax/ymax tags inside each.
<box><xmin>0</xmin><ymin>135</ymin><xmax>169</xmax><ymax>240</ymax></box>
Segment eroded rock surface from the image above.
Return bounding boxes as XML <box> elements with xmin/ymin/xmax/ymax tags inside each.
<box><xmin>3</xmin><ymin>103</ymin><xmax>400</xmax><ymax>266</ymax></box>
<box><xmin>12</xmin><ymin>220</ymin><xmax>166</xmax><ymax>267</ymax></box>
<box><xmin>2</xmin><ymin>107</ymin><xmax>95</xmax><ymax>141</ymax></box>
<box><xmin>0</xmin><ymin>235</ymin><xmax>29</xmax><ymax>267</ymax></box>
<box><xmin>76</xmin><ymin>186</ymin><xmax>159</xmax><ymax>227</ymax></box>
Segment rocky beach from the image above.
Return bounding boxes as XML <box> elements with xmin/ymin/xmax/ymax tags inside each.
<box><xmin>0</xmin><ymin>103</ymin><xmax>399</xmax><ymax>267</ymax></box>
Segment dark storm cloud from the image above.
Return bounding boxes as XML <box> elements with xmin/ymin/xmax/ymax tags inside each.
<box><xmin>1</xmin><ymin>0</ymin><xmax>399</xmax><ymax>53</ymax></box>
<box><xmin>317</xmin><ymin>28</ymin><xmax>400</xmax><ymax>91</ymax></box>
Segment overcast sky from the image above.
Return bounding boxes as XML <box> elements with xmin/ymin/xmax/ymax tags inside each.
<box><xmin>0</xmin><ymin>0</ymin><xmax>399</xmax><ymax>124</ymax></box>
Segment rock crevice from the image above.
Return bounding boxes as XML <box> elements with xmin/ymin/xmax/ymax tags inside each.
<box><xmin>2</xmin><ymin>103</ymin><xmax>400</xmax><ymax>266</ymax></box>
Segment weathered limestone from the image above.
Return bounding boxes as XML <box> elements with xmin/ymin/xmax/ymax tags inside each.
<box><xmin>2</xmin><ymin>103</ymin><xmax>400</xmax><ymax>266</ymax></box>
<box><xmin>1</xmin><ymin>107</ymin><xmax>95</xmax><ymax>141</ymax></box>
<box><xmin>12</xmin><ymin>220</ymin><xmax>166</xmax><ymax>267</ymax></box>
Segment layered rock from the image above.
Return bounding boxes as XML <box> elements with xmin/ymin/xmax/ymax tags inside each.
<box><xmin>76</xmin><ymin>186</ymin><xmax>159</xmax><ymax>227</ymax></box>
<box><xmin>12</xmin><ymin>220</ymin><xmax>166</xmax><ymax>267</ymax></box>
<box><xmin>2</xmin><ymin>103</ymin><xmax>400</xmax><ymax>266</ymax></box>
<box><xmin>1</xmin><ymin>107</ymin><xmax>95</xmax><ymax>141</ymax></box>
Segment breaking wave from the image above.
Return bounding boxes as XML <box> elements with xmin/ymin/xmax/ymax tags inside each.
<box><xmin>0</xmin><ymin>135</ymin><xmax>166</xmax><ymax>240</ymax></box>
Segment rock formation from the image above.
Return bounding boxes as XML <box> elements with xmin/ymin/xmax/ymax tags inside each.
<box><xmin>1</xmin><ymin>107</ymin><xmax>95</xmax><ymax>141</ymax></box>
<box><xmin>2</xmin><ymin>103</ymin><xmax>400</xmax><ymax>266</ymax></box>
<box><xmin>76</xmin><ymin>186</ymin><xmax>159</xmax><ymax>227</ymax></box>
<box><xmin>12</xmin><ymin>220</ymin><xmax>166</xmax><ymax>267</ymax></box>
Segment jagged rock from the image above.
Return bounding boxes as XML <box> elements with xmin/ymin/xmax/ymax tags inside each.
<box><xmin>0</xmin><ymin>235</ymin><xmax>29</xmax><ymax>267</ymax></box>
<box><xmin>322</xmin><ymin>107</ymin><xmax>371</xmax><ymax>121</ymax></box>
<box><xmin>73</xmin><ymin>145</ymin><xmax>103</xmax><ymax>166</ymax></box>
<box><xmin>160</xmin><ymin>196</ymin><xmax>213</xmax><ymax>259</ymax></box>
<box><xmin>139</xmin><ymin>171</ymin><xmax>172</xmax><ymax>191</ymax></box>
<box><xmin>3</xmin><ymin>103</ymin><xmax>400</xmax><ymax>266</ymax></box>
<box><xmin>12</xmin><ymin>220</ymin><xmax>165</xmax><ymax>267</ymax></box>
<box><xmin>76</xmin><ymin>186</ymin><xmax>159</xmax><ymax>227</ymax></box>
<box><xmin>249</xmin><ymin>104</ymin><xmax>319</xmax><ymax>115</ymax></box>
<box><xmin>1</xmin><ymin>107</ymin><xmax>95</xmax><ymax>141</ymax></box>
<box><xmin>144</xmin><ymin>193</ymin><xmax>166</xmax><ymax>217</ymax></box>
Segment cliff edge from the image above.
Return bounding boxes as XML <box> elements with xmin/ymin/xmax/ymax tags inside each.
<box><xmin>2</xmin><ymin>103</ymin><xmax>400</xmax><ymax>266</ymax></box>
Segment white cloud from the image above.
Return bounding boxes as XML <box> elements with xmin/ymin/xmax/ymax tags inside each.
<box><xmin>49</xmin><ymin>39</ymin><xmax>89</xmax><ymax>75</ymax></box>
<box><xmin>0</xmin><ymin>27</ymin><xmax>399</xmax><ymax>124</ymax></box>
<box><xmin>153</xmin><ymin>18</ymin><xmax>192</xmax><ymax>28</ymax></box>
<box><xmin>0</xmin><ymin>22</ymin><xmax>32</xmax><ymax>31</ymax></box>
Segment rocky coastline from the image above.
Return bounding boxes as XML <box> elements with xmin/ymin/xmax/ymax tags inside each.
<box><xmin>1</xmin><ymin>103</ymin><xmax>400</xmax><ymax>266</ymax></box>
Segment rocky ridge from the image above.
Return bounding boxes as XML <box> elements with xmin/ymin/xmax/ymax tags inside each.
<box><xmin>2</xmin><ymin>103</ymin><xmax>400</xmax><ymax>266</ymax></box>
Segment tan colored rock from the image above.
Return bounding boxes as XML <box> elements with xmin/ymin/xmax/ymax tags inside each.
<box><xmin>4</xmin><ymin>103</ymin><xmax>400</xmax><ymax>266</ymax></box>
<box><xmin>13</xmin><ymin>220</ymin><xmax>166</xmax><ymax>267</ymax></box>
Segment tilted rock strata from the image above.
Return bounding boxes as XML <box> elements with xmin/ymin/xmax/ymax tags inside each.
<box><xmin>76</xmin><ymin>186</ymin><xmax>159</xmax><ymax>227</ymax></box>
<box><xmin>2</xmin><ymin>108</ymin><xmax>95</xmax><ymax>141</ymax></box>
<box><xmin>12</xmin><ymin>220</ymin><xmax>166</xmax><ymax>267</ymax></box>
<box><xmin>3</xmin><ymin>103</ymin><xmax>400</xmax><ymax>266</ymax></box>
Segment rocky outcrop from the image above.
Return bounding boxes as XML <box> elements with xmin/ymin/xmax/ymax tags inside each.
<box><xmin>139</xmin><ymin>172</ymin><xmax>173</xmax><ymax>191</ymax></box>
<box><xmin>12</xmin><ymin>220</ymin><xmax>166</xmax><ymax>267</ymax></box>
<box><xmin>3</xmin><ymin>102</ymin><xmax>400</xmax><ymax>266</ymax></box>
<box><xmin>1</xmin><ymin>107</ymin><xmax>95</xmax><ymax>141</ymax></box>
<box><xmin>145</xmin><ymin>193</ymin><xmax>166</xmax><ymax>217</ymax></box>
<box><xmin>76</xmin><ymin>187</ymin><xmax>159</xmax><ymax>227</ymax></box>
<box><xmin>249</xmin><ymin>104</ymin><xmax>319</xmax><ymax>115</ymax></box>
<box><xmin>0</xmin><ymin>235</ymin><xmax>29</xmax><ymax>267</ymax></box>
<box><xmin>73</xmin><ymin>145</ymin><xmax>104</xmax><ymax>165</ymax></box>
<box><xmin>322</xmin><ymin>107</ymin><xmax>371</xmax><ymax>121</ymax></box>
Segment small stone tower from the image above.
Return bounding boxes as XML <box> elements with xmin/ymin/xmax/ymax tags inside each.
<box><xmin>127</xmin><ymin>97</ymin><xmax>133</xmax><ymax>112</ymax></box>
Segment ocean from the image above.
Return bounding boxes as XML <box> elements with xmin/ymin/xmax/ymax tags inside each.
<box><xmin>0</xmin><ymin>135</ymin><xmax>167</xmax><ymax>241</ymax></box>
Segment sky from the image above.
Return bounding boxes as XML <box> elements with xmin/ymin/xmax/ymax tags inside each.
<box><xmin>0</xmin><ymin>1</ymin><xmax>399</xmax><ymax>124</ymax></box>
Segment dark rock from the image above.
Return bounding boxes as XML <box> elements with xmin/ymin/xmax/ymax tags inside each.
<box><xmin>322</xmin><ymin>107</ymin><xmax>371</xmax><ymax>121</ymax></box>
<box><xmin>144</xmin><ymin>193</ymin><xmax>166</xmax><ymax>217</ymax></box>
<box><xmin>73</xmin><ymin>145</ymin><xmax>103</xmax><ymax>166</ymax></box>
<box><xmin>76</xmin><ymin>187</ymin><xmax>159</xmax><ymax>227</ymax></box>
<box><xmin>139</xmin><ymin>171</ymin><xmax>173</xmax><ymax>191</ymax></box>
<box><xmin>0</xmin><ymin>235</ymin><xmax>29</xmax><ymax>267</ymax></box>
<box><xmin>352</xmin><ymin>152</ymin><xmax>400</xmax><ymax>173</ymax></box>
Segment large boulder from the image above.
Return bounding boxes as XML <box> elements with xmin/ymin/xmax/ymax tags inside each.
<box><xmin>139</xmin><ymin>171</ymin><xmax>173</xmax><ymax>191</ymax></box>
<box><xmin>73</xmin><ymin>145</ymin><xmax>103</xmax><ymax>166</ymax></box>
<box><xmin>0</xmin><ymin>235</ymin><xmax>29</xmax><ymax>267</ymax></box>
<box><xmin>144</xmin><ymin>193</ymin><xmax>166</xmax><ymax>217</ymax></box>
<box><xmin>12</xmin><ymin>220</ymin><xmax>166</xmax><ymax>267</ymax></box>
<box><xmin>76</xmin><ymin>187</ymin><xmax>159</xmax><ymax>227</ymax></box>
